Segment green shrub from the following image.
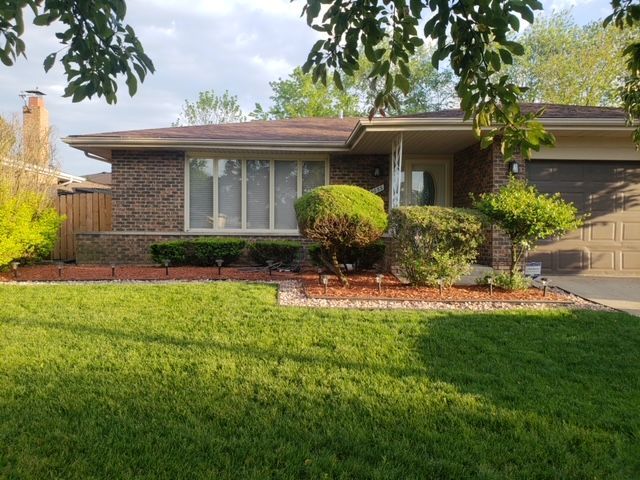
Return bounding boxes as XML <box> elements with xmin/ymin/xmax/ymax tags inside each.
<box><xmin>473</xmin><ymin>177</ymin><xmax>583</xmax><ymax>278</ymax></box>
<box><xmin>390</xmin><ymin>206</ymin><xmax>485</xmax><ymax>287</ymax></box>
<box><xmin>295</xmin><ymin>185</ymin><xmax>388</xmax><ymax>285</ymax></box>
<box><xmin>0</xmin><ymin>184</ymin><xmax>64</xmax><ymax>267</ymax></box>
<box><xmin>248</xmin><ymin>240</ymin><xmax>302</xmax><ymax>265</ymax></box>
<box><xmin>308</xmin><ymin>240</ymin><xmax>386</xmax><ymax>270</ymax></box>
<box><xmin>150</xmin><ymin>238</ymin><xmax>246</xmax><ymax>266</ymax></box>
<box><xmin>476</xmin><ymin>272</ymin><xmax>532</xmax><ymax>291</ymax></box>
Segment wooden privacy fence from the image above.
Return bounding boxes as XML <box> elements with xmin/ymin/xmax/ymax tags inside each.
<box><xmin>53</xmin><ymin>192</ymin><xmax>112</xmax><ymax>261</ymax></box>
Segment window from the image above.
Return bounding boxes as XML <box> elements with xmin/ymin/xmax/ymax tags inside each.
<box><xmin>187</xmin><ymin>157</ymin><xmax>327</xmax><ymax>231</ymax></box>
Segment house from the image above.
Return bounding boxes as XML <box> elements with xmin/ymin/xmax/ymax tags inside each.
<box><xmin>63</xmin><ymin>104</ymin><xmax>640</xmax><ymax>275</ymax></box>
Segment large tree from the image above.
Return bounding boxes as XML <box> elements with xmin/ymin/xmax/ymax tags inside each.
<box><xmin>509</xmin><ymin>12</ymin><xmax>633</xmax><ymax>106</ymax></box>
<box><xmin>252</xmin><ymin>46</ymin><xmax>456</xmax><ymax>120</ymax></box>
<box><xmin>299</xmin><ymin>0</ymin><xmax>640</xmax><ymax>158</ymax></box>
<box><xmin>173</xmin><ymin>90</ymin><xmax>245</xmax><ymax>126</ymax></box>
<box><xmin>0</xmin><ymin>0</ymin><xmax>154</xmax><ymax>104</ymax></box>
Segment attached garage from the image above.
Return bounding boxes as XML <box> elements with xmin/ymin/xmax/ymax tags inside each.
<box><xmin>527</xmin><ymin>160</ymin><xmax>640</xmax><ymax>275</ymax></box>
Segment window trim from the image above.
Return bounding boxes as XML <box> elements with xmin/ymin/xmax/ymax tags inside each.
<box><xmin>185</xmin><ymin>153</ymin><xmax>329</xmax><ymax>233</ymax></box>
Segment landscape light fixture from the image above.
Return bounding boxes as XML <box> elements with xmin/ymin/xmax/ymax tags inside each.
<box><xmin>111</xmin><ymin>263</ymin><xmax>116</xmax><ymax>278</ymax></box>
<box><xmin>438</xmin><ymin>278</ymin><xmax>444</xmax><ymax>297</ymax></box>
<box><xmin>508</xmin><ymin>161</ymin><xmax>520</xmax><ymax>175</ymax></box>
<box><xmin>57</xmin><ymin>262</ymin><xmax>64</xmax><ymax>278</ymax></box>
<box><xmin>375</xmin><ymin>274</ymin><xmax>384</xmax><ymax>293</ymax></box>
<box><xmin>487</xmin><ymin>276</ymin><xmax>494</xmax><ymax>296</ymax></box>
<box><xmin>162</xmin><ymin>259</ymin><xmax>170</xmax><ymax>276</ymax></box>
<box><xmin>266</xmin><ymin>260</ymin><xmax>274</xmax><ymax>277</ymax></box>
<box><xmin>11</xmin><ymin>261</ymin><xmax>19</xmax><ymax>279</ymax></box>
<box><xmin>215</xmin><ymin>259</ymin><xmax>224</xmax><ymax>275</ymax></box>
<box><xmin>321</xmin><ymin>275</ymin><xmax>329</xmax><ymax>294</ymax></box>
<box><xmin>540</xmin><ymin>277</ymin><xmax>548</xmax><ymax>297</ymax></box>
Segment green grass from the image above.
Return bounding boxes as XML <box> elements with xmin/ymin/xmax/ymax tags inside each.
<box><xmin>1</xmin><ymin>283</ymin><xmax>639</xmax><ymax>479</ymax></box>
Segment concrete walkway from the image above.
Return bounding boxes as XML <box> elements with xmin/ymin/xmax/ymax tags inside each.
<box><xmin>548</xmin><ymin>276</ymin><xmax>640</xmax><ymax>316</ymax></box>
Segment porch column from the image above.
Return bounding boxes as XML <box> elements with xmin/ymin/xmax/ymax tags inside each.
<box><xmin>390</xmin><ymin>133</ymin><xmax>403</xmax><ymax>209</ymax></box>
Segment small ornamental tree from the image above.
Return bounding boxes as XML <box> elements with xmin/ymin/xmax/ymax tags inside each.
<box><xmin>474</xmin><ymin>177</ymin><xmax>583</xmax><ymax>278</ymax></box>
<box><xmin>295</xmin><ymin>185</ymin><xmax>388</xmax><ymax>286</ymax></box>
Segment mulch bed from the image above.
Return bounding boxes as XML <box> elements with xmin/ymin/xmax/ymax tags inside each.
<box><xmin>1</xmin><ymin>265</ymin><xmax>565</xmax><ymax>303</ymax></box>
<box><xmin>300</xmin><ymin>272</ymin><xmax>565</xmax><ymax>302</ymax></box>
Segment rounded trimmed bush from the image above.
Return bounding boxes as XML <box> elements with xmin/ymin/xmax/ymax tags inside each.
<box><xmin>295</xmin><ymin>185</ymin><xmax>387</xmax><ymax>284</ymax></box>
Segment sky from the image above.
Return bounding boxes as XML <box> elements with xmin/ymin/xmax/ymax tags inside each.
<box><xmin>0</xmin><ymin>0</ymin><xmax>615</xmax><ymax>175</ymax></box>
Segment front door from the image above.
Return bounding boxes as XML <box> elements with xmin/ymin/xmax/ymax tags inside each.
<box><xmin>401</xmin><ymin>159</ymin><xmax>449</xmax><ymax>206</ymax></box>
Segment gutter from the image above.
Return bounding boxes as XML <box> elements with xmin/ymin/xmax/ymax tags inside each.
<box><xmin>63</xmin><ymin>136</ymin><xmax>351</xmax><ymax>153</ymax></box>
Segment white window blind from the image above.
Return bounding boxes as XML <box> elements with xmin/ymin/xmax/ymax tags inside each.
<box><xmin>246</xmin><ymin>160</ymin><xmax>270</xmax><ymax>229</ymax></box>
<box><xmin>275</xmin><ymin>161</ymin><xmax>298</xmax><ymax>229</ymax></box>
<box><xmin>188</xmin><ymin>158</ymin><xmax>327</xmax><ymax>231</ymax></box>
<box><xmin>302</xmin><ymin>161</ymin><xmax>325</xmax><ymax>193</ymax></box>
<box><xmin>217</xmin><ymin>159</ymin><xmax>242</xmax><ymax>229</ymax></box>
<box><xmin>189</xmin><ymin>159</ymin><xmax>213</xmax><ymax>228</ymax></box>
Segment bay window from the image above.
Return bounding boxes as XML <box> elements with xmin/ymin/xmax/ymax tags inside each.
<box><xmin>187</xmin><ymin>157</ymin><xmax>327</xmax><ymax>231</ymax></box>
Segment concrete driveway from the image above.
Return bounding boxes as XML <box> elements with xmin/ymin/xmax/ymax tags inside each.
<box><xmin>548</xmin><ymin>276</ymin><xmax>640</xmax><ymax>316</ymax></box>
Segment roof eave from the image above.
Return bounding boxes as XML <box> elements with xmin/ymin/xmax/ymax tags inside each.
<box><xmin>63</xmin><ymin>136</ymin><xmax>351</xmax><ymax>154</ymax></box>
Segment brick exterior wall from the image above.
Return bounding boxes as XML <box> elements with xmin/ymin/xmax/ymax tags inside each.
<box><xmin>76</xmin><ymin>153</ymin><xmax>389</xmax><ymax>264</ymax></box>
<box><xmin>452</xmin><ymin>141</ymin><xmax>525</xmax><ymax>270</ymax></box>
<box><xmin>330</xmin><ymin>154</ymin><xmax>389</xmax><ymax>209</ymax></box>
<box><xmin>111</xmin><ymin>150</ymin><xmax>185</xmax><ymax>231</ymax></box>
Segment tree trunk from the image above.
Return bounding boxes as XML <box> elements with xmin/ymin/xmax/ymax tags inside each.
<box><xmin>330</xmin><ymin>249</ymin><xmax>349</xmax><ymax>287</ymax></box>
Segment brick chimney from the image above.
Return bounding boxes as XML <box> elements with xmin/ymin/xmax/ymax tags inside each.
<box><xmin>22</xmin><ymin>93</ymin><xmax>51</xmax><ymax>167</ymax></box>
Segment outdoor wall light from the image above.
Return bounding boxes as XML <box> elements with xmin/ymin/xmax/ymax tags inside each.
<box><xmin>540</xmin><ymin>277</ymin><xmax>549</xmax><ymax>297</ymax></box>
<box><xmin>487</xmin><ymin>276</ymin><xmax>494</xmax><ymax>296</ymax></box>
<box><xmin>57</xmin><ymin>261</ymin><xmax>64</xmax><ymax>278</ymax></box>
<box><xmin>373</xmin><ymin>167</ymin><xmax>381</xmax><ymax>177</ymax></box>
<box><xmin>215</xmin><ymin>259</ymin><xmax>224</xmax><ymax>275</ymax></box>
<box><xmin>11</xmin><ymin>261</ymin><xmax>19</xmax><ymax>279</ymax></box>
<box><xmin>321</xmin><ymin>274</ymin><xmax>329</xmax><ymax>294</ymax></box>
<box><xmin>375</xmin><ymin>274</ymin><xmax>384</xmax><ymax>293</ymax></box>
<box><xmin>111</xmin><ymin>263</ymin><xmax>116</xmax><ymax>278</ymax></box>
<box><xmin>162</xmin><ymin>259</ymin><xmax>170</xmax><ymax>276</ymax></box>
<box><xmin>508</xmin><ymin>161</ymin><xmax>520</xmax><ymax>174</ymax></box>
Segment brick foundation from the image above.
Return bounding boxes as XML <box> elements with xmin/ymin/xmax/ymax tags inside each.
<box><xmin>452</xmin><ymin>141</ymin><xmax>525</xmax><ymax>270</ymax></box>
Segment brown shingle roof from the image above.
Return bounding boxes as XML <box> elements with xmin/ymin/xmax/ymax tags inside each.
<box><xmin>80</xmin><ymin>117</ymin><xmax>360</xmax><ymax>143</ymax></box>
<box><xmin>394</xmin><ymin>103</ymin><xmax>626</xmax><ymax>119</ymax></box>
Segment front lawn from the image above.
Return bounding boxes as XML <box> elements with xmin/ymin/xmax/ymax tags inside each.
<box><xmin>1</xmin><ymin>283</ymin><xmax>638</xmax><ymax>479</ymax></box>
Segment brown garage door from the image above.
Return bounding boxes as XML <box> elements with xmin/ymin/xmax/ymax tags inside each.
<box><xmin>527</xmin><ymin>160</ymin><xmax>640</xmax><ymax>275</ymax></box>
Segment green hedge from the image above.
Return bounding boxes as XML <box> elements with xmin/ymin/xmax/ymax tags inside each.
<box><xmin>247</xmin><ymin>240</ymin><xmax>302</xmax><ymax>265</ymax></box>
<box><xmin>308</xmin><ymin>240</ymin><xmax>386</xmax><ymax>270</ymax></box>
<box><xmin>390</xmin><ymin>206</ymin><xmax>484</xmax><ymax>287</ymax></box>
<box><xmin>149</xmin><ymin>238</ymin><xmax>246</xmax><ymax>266</ymax></box>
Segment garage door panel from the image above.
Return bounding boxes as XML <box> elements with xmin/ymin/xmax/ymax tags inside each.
<box><xmin>625</xmin><ymin>167</ymin><xmax>640</xmax><ymax>183</ymax></box>
<box><xmin>589</xmin><ymin>251</ymin><xmax>615</xmax><ymax>270</ymax></box>
<box><xmin>623</xmin><ymin>223</ymin><xmax>640</xmax><ymax>241</ymax></box>
<box><xmin>622</xmin><ymin>193</ymin><xmax>640</xmax><ymax>211</ymax></box>
<box><xmin>622</xmin><ymin>252</ymin><xmax>640</xmax><ymax>270</ymax></box>
<box><xmin>590</xmin><ymin>222</ymin><xmax>616</xmax><ymax>241</ymax></box>
<box><xmin>557</xmin><ymin>250</ymin><xmax>585</xmax><ymax>271</ymax></box>
<box><xmin>528</xmin><ymin>160</ymin><xmax>640</xmax><ymax>275</ymax></box>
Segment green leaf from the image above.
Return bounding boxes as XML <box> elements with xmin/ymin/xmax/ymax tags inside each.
<box><xmin>43</xmin><ymin>53</ymin><xmax>56</xmax><ymax>72</ymax></box>
<box><xmin>395</xmin><ymin>73</ymin><xmax>410</xmax><ymax>94</ymax></box>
